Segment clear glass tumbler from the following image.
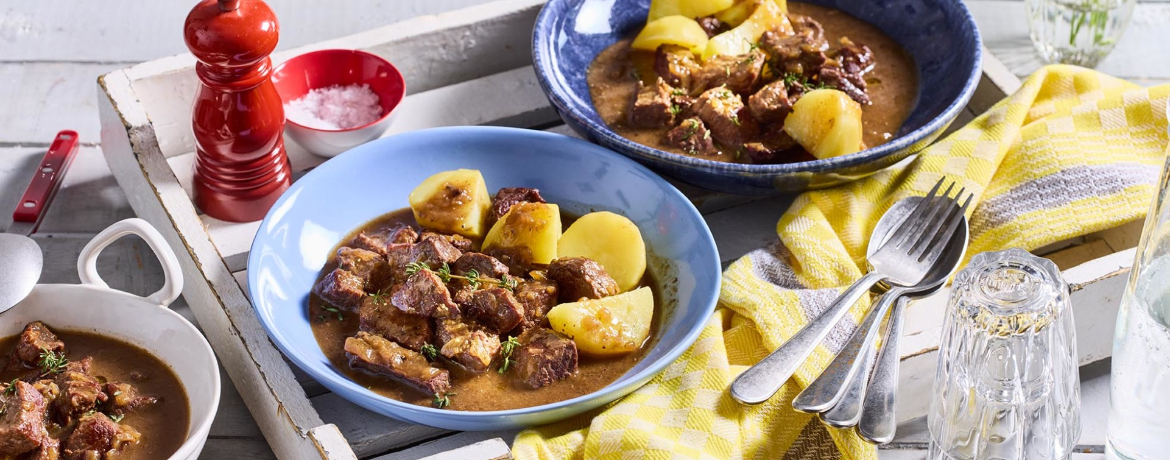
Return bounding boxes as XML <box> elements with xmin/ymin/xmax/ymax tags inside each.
<box><xmin>927</xmin><ymin>248</ymin><xmax>1081</xmax><ymax>460</ymax></box>
<box><xmin>1025</xmin><ymin>0</ymin><xmax>1136</xmax><ymax>68</ymax></box>
<box><xmin>1107</xmin><ymin>151</ymin><xmax>1170</xmax><ymax>460</ymax></box>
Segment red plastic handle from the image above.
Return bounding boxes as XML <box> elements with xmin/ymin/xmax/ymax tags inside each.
<box><xmin>12</xmin><ymin>130</ymin><xmax>81</xmax><ymax>227</ymax></box>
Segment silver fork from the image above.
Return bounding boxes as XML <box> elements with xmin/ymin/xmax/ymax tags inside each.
<box><xmin>730</xmin><ymin>178</ymin><xmax>965</xmax><ymax>405</ymax></box>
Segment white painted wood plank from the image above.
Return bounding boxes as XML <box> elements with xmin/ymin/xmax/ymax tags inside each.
<box><xmin>198</xmin><ymin>437</ymin><xmax>278</xmax><ymax>460</ymax></box>
<box><xmin>0</xmin><ymin>0</ymin><xmax>498</xmax><ymax>63</ymax></box>
<box><xmin>311</xmin><ymin>392</ymin><xmax>449</xmax><ymax>457</ymax></box>
<box><xmin>377</xmin><ymin>435</ymin><xmax>515</xmax><ymax>460</ymax></box>
<box><xmin>0</xmin><ymin>63</ymin><xmax>121</xmax><ymax>144</ymax></box>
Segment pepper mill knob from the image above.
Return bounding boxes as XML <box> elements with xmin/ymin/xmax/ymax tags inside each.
<box><xmin>184</xmin><ymin>0</ymin><xmax>291</xmax><ymax>222</ymax></box>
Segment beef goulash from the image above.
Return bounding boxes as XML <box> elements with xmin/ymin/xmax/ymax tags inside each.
<box><xmin>310</xmin><ymin>169</ymin><xmax>659</xmax><ymax>411</ymax></box>
<box><xmin>587</xmin><ymin>0</ymin><xmax>918</xmax><ymax>164</ymax></box>
<box><xmin>0</xmin><ymin>322</ymin><xmax>190</xmax><ymax>460</ymax></box>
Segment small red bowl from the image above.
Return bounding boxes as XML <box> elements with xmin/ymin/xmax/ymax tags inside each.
<box><xmin>272</xmin><ymin>49</ymin><xmax>406</xmax><ymax>157</ymax></box>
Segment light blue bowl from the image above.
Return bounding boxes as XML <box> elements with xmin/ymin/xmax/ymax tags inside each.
<box><xmin>532</xmin><ymin>0</ymin><xmax>982</xmax><ymax>194</ymax></box>
<box><xmin>248</xmin><ymin>126</ymin><xmax>721</xmax><ymax>430</ymax></box>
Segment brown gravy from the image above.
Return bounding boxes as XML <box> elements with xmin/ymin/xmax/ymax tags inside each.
<box><xmin>0</xmin><ymin>330</ymin><xmax>190</xmax><ymax>460</ymax></box>
<box><xmin>309</xmin><ymin>209</ymin><xmax>658</xmax><ymax>411</ymax></box>
<box><xmin>587</xmin><ymin>2</ymin><xmax>919</xmax><ymax>163</ymax></box>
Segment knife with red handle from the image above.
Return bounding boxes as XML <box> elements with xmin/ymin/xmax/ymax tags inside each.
<box><xmin>9</xmin><ymin>130</ymin><xmax>81</xmax><ymax>235</ymax></box>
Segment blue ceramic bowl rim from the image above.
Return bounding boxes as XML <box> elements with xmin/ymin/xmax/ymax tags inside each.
<box><xmin>531</xmin><ymin>0</ymin><xmax>983</xmax><ymax>175</ymax></box>
<box><xmin>247</xmin><ymin>126</ymin><xmax>722</xmax><ymax>420</ymax></box>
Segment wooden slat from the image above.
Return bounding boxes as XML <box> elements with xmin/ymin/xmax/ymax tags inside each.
<box><xmin>378</xmin><ymin>437</ymin><xmax>514</xmax><ymax>460</ymax></box>
<box><xmin>0</xmin><ymin>64</ymin><xmax>122</xmax><ymax>144</ymax></box>
<box><xmin>0</xmin><ymin>146</ymin><xmax>135</xmax><ymax>234</ymax></box>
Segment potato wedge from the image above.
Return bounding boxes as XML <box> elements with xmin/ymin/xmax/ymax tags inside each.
<box><xmin>558</xmin><ymin>212</ymin><xmax>647</xmax><ymax>293</ymax></box>
<box><xmin>547</xmin><ymin>287</ymin><xmax>654</xmax><ymax>356</ymax></box>
<box><xmin>632</xmin><ymin>16</ymin><xmax>709</xmax><ymax>55</ymax></box>
<box><xmin>408</xmin><ymin>169</ymin><xmax>492</xmax><ymax>239</ymax></box>
<box><xmin>648</xmin><ymin>0</ymin><xmax>735</xmax><ymax>22</ymax></box>
<box><xmin>714</xmin><ymin>0</ymin><xmax>787</xmax><ymax>28</ymax></box>
<box><xmin>702</xmin><ymin>0</ymin><xmax>791</xmax><ymax>61</ymax></box>
<box><xmin>783</xmin><ymin>88</ymin><xmax>864</xmax><ymax>159</ymax></box>
<box><xmin>482</xmin><ymin>202</ymin><xmax>562</xmax><ymax>265</ymax></box>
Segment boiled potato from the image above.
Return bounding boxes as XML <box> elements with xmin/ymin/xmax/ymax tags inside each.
<box><xmin>547</xmin><ymin>287</ymin><xmax>654</xmax><ymax>356</ymax></box>
<box><xmin>482</xmin><ymin>202</ymin><xmax>562</xmax><ymax>265</ymax></box>
<box><xmin>408</xmin><ymin>169</ymin><xmax>492</xmax><ymax>239</ymax></box>
<box><xmin>632</xmin><ymin>16</ymin><xmax>709</xmax><ymax>55</ymax></box>
<box><xmin>783</xmin><ymin>89</ymin><xmax>864</xmax><ymax>159</ymax></box>
<box><xmin>702</xmin><ymin>0</ymin><xmax>791</xmax><ymax>61</ymax></box>
<box><xmin>558</xmin><ymin>212</ymin><xmax>646</xmax><ymax>293</ymax></box>
<box><xmin>714</xmin><ymin>0</ymin><xmax>787</xmax><ymax>28</ymax></box>
<box><xmin>648</xmin><ymin>0</ymin><xmax>735</xmax><ymax>22</ymax></box>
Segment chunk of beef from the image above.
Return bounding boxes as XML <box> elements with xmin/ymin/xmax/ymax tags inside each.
<box><xmin>452</xmin><ymin>252</ymin><xmax>509</xmax><ymax>279</ymax></box>
<box><xmin>489</xmin><ymin>187</ymin><xmax>547</xmax><ymax>225</ymax></box>
<box><xmin>818</xmin><ymin>64</ymin><xmax>870</xmax><ymax>105</ymax></box>
<box><xmin>351</xmin><ymin>224</ymin><xmax>419</xmax><ymax>254</ymax></box>
<box><xmin>53</xmin><ymin>358</ymin><xmax>108</xmax><ymax>423</ymax></box>
<box><xmin>666</xmin><ymin>118</ymin><xmax>717</xmax><ymax>155</ymax></box>
<box><xmin>627</xmin><ymin>77</ymin><xmax>676</xmax><ymax>129</ymax></box>
<box><xmin>461</xmin><ymin>288</ymin><xmax>525</xmax><ymax>334</ymax></box>
<box><xmin>359</xmin><ymin>294</ymin><xmax>433</xmax><ymax>351</ymax></box>
<box><xmin>61</xmin><ymin>412</ymin><xmax>140</xmax><ymax>460</ymax></box>
<box><xmin>383</xmin><ymin>243</ymin><xmax>416</xmax><ymax>284</ymax></box>
<box><xmin>759</xmin><ymin>24</ymin><xmax>828</xmax><ymax>78</ymax></box>
<box><xmin>512</xmin><ymin>328</ymin><xmax>578</xmax><ymax>389</ymax></box>
<box><xmin>411</xmin><ymin>236</ymin><xmax>462</xmax><ymax>269</ymax></box>
<box><xmin>548</xmin><ymin>257</ymin><xmax>620</xmax><ymax>302</ymax></box>
<box><xmin>748</xmin><ymin>79</ymin><xmax>802</xmax><ymax>124</ymax></box>
<box><xmin>434</xmin><ymin>318</ymin><xmax>501</xmax><ymax>373</ymax></box>
<box><xmin>0</xmin><ymin>381</ymin><xmax>50</xmax><ymax>457</ymax></box>
<box><xmin>483</xmin><ymin>247</ymin><xmax>537</xmax><ymax>276</ymax></box>
<box><xmin>313</xmin><ymin>269</ymin><xmax>367</xmax><ymax>311</ymax></box>
<box><xmin>419</xmin><ymin>232</ymin><xmax>473</xmax><ymax>253</ymax></box>
<box><xmin>742</xmin><ymin>142</ymin><xmax>779</xmax><ymax>163</ymax></box>
<box><xmin>345</xmin><ymin>332</ymin><xmax>450</xmax><ymax>394</ymax></box>
<box><xmin>29</xmin><ymin>438</ymin><xmax>58</xmax><ymax>460</ymax></box>
<box><xmin>103</xmin><ymin>382</ymin><xmax>159</xmax><ymax>416</ymax></box>
<box><xmin>742</xmin><ymin>126</ymin><xmax>804</xmax><ymax>164</ymax></box>
<box><xmin>833</xmin><ymin>37</ymin><xmax>875</xmax><ymax>76</ymax></box>
<box><xmin>790</xmin><ymin>14</ymin><xmax>828</xmax><ymax>46</ymax></box>
<box><xmin>336</xmin><ymin>247</ymin><xmax>391</xmax><ymax>291</ymax></box>
<box><xmin>513</xmin><ymin>279</ymin><xmax>559</xmax><ymax>331</ymax></box>
<box><xmin>694</xmin><ymin>87</ymin><xmax>760</xmax><ymax>149</ymax></box>
<box><xmin>654</xmin><ymin>44</ymin><xmax>701</xmax><ymax>90</ymax></box>
<box><xmin>13</xmin><ymin>322</ymin><xmax>64</xmax><ymax>368</ymax></box>
<box><xmin>692</xmin><ymin>51</ymin><xmax>765</xmax><ymax>95</ymax></box>
<box><xmin>695</xmin><ymin>15</ymin><xmax>729</xmax><ymax>37</ymax></box>
<box><xmin>391</xmin><ymin>271</ymin><xmax>458</xmax><ymax>318</ymax></box>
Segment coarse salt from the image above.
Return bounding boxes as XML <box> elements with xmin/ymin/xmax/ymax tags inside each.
<box><xmin>284</xmin><ymin>84</ymin><xmax>383</xmax><ymax>130</ymax></box>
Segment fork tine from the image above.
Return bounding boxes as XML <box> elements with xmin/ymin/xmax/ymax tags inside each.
<box><xmin>886</xmin><ymin>178</ymin><xmax>946</xmax><ymax>250</ymax></box>
<box><xmin>901</xmin><ymin>182</ymin><xmax>956</xmax><ymax>254</ymax></box>
<box><xmin>918</xmin><ymin>191</ymin><xmax>973</xmax><ymax>263</ymax></box>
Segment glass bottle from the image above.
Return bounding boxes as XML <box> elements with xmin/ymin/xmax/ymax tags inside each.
<box><xmin>1107</xmin><ymin>148</ymin><xmax>1170</xmax><ymax>460</ymax></box>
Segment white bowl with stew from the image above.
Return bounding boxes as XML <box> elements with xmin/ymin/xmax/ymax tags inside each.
<box><xmin>0</xmin><ymin>218</ymin><xmax>220</xmax><ymax>460</ymax></box>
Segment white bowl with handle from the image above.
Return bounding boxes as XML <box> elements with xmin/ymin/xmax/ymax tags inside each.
<box><xmin>0</xmin><ymin>218</ymin><xmax>220</xmax><ymax>460</ymax></box>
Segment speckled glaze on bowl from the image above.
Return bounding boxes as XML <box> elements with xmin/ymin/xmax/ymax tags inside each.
<box><xmin>248</xmin><ymin>126</ymin><xmax>720</xmax><ymax>431</ymax></box>
<box><xmin>533</xmin><ymin>0</ymin><xmax>982</xmax><ymax>194</ymax></box>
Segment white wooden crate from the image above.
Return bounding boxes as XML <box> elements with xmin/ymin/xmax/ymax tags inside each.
<box><xmin>95</xmin><ymin>1</ymin><xmax>1139</xmax><ymax>458</ymax></box>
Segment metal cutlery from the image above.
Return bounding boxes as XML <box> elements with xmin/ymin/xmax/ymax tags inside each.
<box><xmin>730</xmin><ymin>178</ymin><xmax>969</xmax><ymax>405</ymax></box>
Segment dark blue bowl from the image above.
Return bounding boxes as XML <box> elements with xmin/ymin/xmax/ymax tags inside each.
<box><xmin>532</xmin><ymin>0</ymin><xmax>982</xmax><ymax>194</ymax></box>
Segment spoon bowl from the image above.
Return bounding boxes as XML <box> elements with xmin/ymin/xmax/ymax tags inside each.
<box><xmin>0</xmin><ymin>233</ymin><xmax>42</xmax><ymax>313</ymax></box>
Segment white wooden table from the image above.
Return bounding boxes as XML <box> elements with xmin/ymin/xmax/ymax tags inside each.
<box><xmin>2</xmin><ymin>1</ymin><xmax>1165</xmax><ymax>458</ymax></box>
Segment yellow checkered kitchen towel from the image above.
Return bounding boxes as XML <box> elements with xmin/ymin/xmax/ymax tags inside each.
<box><xmin>513</xmin><ymin>65</ymin><xmax>1170</xmax><ymax>460</ymax></box>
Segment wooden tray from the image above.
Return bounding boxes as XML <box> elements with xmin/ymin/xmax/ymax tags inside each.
<box><xmin>95</xmin><ymin>1</ymin><xmax>1140</xmax><ymax>458</ymax></box>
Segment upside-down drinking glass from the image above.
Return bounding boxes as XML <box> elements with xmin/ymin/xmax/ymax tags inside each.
<box><xmin>1025</xmin><ymin>0</ymin><xmax>1136</xmax><ymax>68</ymax></box>
<box><xmin>927</xmin><ymin>248</ymin><xmax>1081</xmax><ymax>460</ymax></box>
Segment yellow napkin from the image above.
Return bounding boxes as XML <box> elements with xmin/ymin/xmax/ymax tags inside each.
<box><xmin>513</xmin><ymin>65</ymin><xmax>1169</xmax><ymax>460</ymax></box>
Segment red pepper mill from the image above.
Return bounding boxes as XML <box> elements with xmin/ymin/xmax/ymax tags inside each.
<box><xmin>184</xmin><ymin>0</ymin><xmax>291</xmax><ymax>222</ymax></box>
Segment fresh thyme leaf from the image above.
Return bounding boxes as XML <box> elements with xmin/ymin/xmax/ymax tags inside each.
<box><xmin>404</xmin><ymin>261</ymin><xmax>427</xmax><ymax>277</ymax></box>
<box><xmin>669</xmin><ymin>104</ymin><xmax>682</xmax><ymax>116</ymax></box>
<box><xmin>109</xmin><ymin>413</ymin><xmax>125</xmax><ymax>423</ymax></box>
<box><xmin>421</xmin><ymin>344</ymin><xmax>439</xmax><ymax>361</ymax></box>
<box><xmin>498</xmin><ymin>275</ymin><xmax>517</xmax><ymax>292</ymax></box>
<box><xmin>681</xmin><ymin>119</ymin><xmax>700</xmax><ymax>140</ymax></box>
<box><xmin>465</xmin><ymin>269</ymin><xmax>481</xmax><ymax>289</ymax></box>
<box><xmin>437</xmin><ymin>263</ymin><xmax>453</xmax><ymax>283</ymax></box>
<box><xmin>432</xmin><ymin>392</ymin><xmax>455</xmax><ymax>409</ymax></box>
<box><xmin>367</xmin><ymin>289</ymin><xmax>388</xmax><ymax>305</ymax></box>
<box><xmin>37</xmin><ymin>349</ymin><xmax>68</xmax><ymax>376</ymax></box>
<box><xmin>321</xmin><ymin>305</ymin><xmax>344</xmax><ymax>321</ymax></box>
<box><xmin>3</xmin><ymin>379</ymin><xmax>16</xmax><ymax>395</ymax></box>
<box><xmin>498</xmin><ymin>336</ymin><xmax>521</xmax><ymax>373</ymax></box>
<box><xmin>671</xmin><ymin>88</ymin><xmax>686</xmax><ymax>97</ymax></box>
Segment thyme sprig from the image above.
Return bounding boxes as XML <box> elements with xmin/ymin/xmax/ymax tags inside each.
<box><xmin>497</xmin><ymin>336</ymin><xmax>521</xmax><ymax>374</ymax></box>
<box><xmin>421</xmin><ymin>343</ymin><xmax>439</xmax><ymax>361</ymax></box>
<box><xmin>432</xmin><ymin>392</ymin><xmax>456</xmax><ymax>409</ymax></box>
<box><xmin>109</xmin><ymin>413</ymin><xmax>126</xmax><ymax>423</ymax></box>
<box><xmin>321</xmin><ymin>305</ymin><xmax>344</xmax><ymax>321</ymax></box>
<box><xmin>2</xmin><ymin>379</ymin><xmax>17</xmax><ymax>395</ymax></box>
<box><xmin>405</xmin><ymin>262</ymin><xmax>517</xmax><ymax>292</ymax></box>
<box><xmin>37</xmin><ymin>349</ymin><xmax>68</xmax><ymax>376</ymax></box>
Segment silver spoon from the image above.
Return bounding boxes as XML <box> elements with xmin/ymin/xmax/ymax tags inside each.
<box><xmin>0</xmin><ymin>233</ymin><xmax>43</xmax><ymax>313</ymax></box>
<box><xmin>730</xmin><ymin>179</ymin><xmax>966</xmax><ymax>405</ymax></box>
<box><xmin>818</xmin><ymin>196</ymin><xmax>968</xmax><ymax>427</ymax></box>
<box><xmin>794</xmin><ymin>196</ymin><xmax>969</xmax><ymax>414</ymax></box>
